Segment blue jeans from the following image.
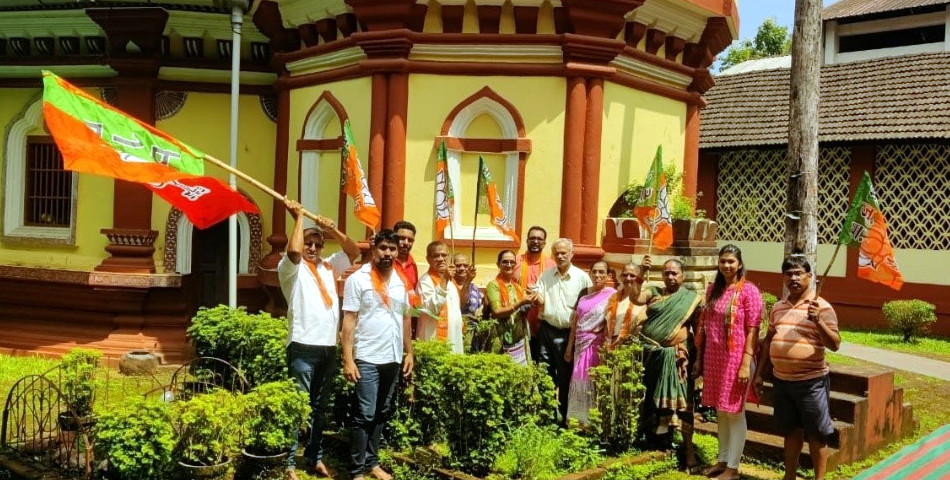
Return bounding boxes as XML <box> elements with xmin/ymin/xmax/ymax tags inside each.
<box><xmin>349</xmin><ymin>360</ymin><xmax>400</xmax><ymax>477</ymax></box>
<box><xmin>287</xmin><ymin>342</ymin><xmax>337</xmax><ymax>470</ymax></box>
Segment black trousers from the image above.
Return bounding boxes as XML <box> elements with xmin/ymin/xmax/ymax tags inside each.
<box><xmin>537</xmin><ymin>321</ymin><xmax>572</xmax><ymax>424</ymax></box>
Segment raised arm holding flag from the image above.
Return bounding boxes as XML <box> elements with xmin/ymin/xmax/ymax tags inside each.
<box><xmin>633</xmin><ymin>146</ymin><xmax>673</xmax><ymax>277</ymax></box>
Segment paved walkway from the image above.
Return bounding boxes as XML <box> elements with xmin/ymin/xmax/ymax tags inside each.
<box><xmin>837</xmin><ymin>342</ymin><xmax>950</xmax><ymax>381</ymax></box>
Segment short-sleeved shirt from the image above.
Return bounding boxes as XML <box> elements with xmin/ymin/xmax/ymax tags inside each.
<box><xmin>769</xmin><ymin>291</ymin><xmax>839</xmax><ymax>382</ymax></box>
<box><xmin>342</xmin><ymin>263</ymin><xmax>410</xmax><ymax>365</ymax></box>
<box><xmin>278</xmin><ymin>250</ymin><xmax>351</xmax><ymax>346</ymax></box>
<box><xmin>537</xmin><ymin>265</ymin><xmax>593</xmax><ymax>329</ymax></box>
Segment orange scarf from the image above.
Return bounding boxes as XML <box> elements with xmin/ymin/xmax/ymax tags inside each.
<box><xmin>427</xmin><ymin>268</ymin><xmax>450</xmax><ymax>340</ymax></box>
<box><xmin>518</xmin><ymin>253</ymin><xmax>545</xmax><ymax>289</ymax></box>
<box><xmin>369</xmin><ymin>264</ymin><xmax>391</xmax><ymax>308</ymax></box>
<box><xmin>495</xmin><ymin>274</ymin><xmax>524</xmax><ymax>307</ymax></box>
<box><xmin>605</xmin><ymin>290</ymin><xmax>635</xmax><ymax>348</ymax></box>
<box><xmin>395</xmin><ymin>259</ymin><xmax>420</xmax><ymax>307</ymax></box>
<box><xmin>304</xmin><ymin>260</ymin><xmax>334</xmax><ymax>308</ymax></box>
<box><xmin>723</xmin><ymin>278</ymin><xmax>746</xmax><ymax>352</ymax></box>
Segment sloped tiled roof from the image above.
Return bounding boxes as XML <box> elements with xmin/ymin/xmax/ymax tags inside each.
<box><xmin>823</xmin><ymin>0</ymin><xmax>950</xmax><ymax>20</ymax></box>
<box><xmin>699</xmin><ymin>52</ymin><xmax>950</xmax><ymax>149</ymax></box>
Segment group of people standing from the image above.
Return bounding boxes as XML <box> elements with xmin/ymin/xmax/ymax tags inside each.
<box><xmin>277</xmin><ymin>199</ymin><xmax>842</xmax><ymax>480</ymax></box>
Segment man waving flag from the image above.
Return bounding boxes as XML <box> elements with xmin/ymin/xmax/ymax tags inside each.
<box><xmin>41</xmin><ymin>71</ymin><xmax>257</xmax><ymax>229</ymax></box>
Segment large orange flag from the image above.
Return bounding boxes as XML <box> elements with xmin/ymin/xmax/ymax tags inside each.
<box><xmin>342</xmin><ymin>120</ymin><xmax>381</xmax><ymax>230</ymax></box>
<box><xmin>837</xmin><ymin>172</ymin><xmax>903</xmax><ymax>290</ymax></box>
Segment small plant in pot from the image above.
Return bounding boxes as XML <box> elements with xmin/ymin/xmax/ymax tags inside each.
<box><xmin>237</xmin><ymin>379</ymin><xmax>309</xmax><ymax>480</ymax></box>
<box><xmin>58</xmin><ymin>348</ymin><xmax>102</xmax><ymax>432</ymax></box>
<box><xmin>175</xmin><ymin>389</ymin><xmax>242</xmax><ymax>479</ymax></box>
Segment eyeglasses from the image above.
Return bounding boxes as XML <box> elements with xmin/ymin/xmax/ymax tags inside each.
<box><xmin>499</xmin><ymin>260</ymin><xmax>516</xmax><ymax>266</ymax></box>
<box><xmin>304</xmin><ymin>242</ymin><xmax>324</xmax><ymax>248</ymax></box>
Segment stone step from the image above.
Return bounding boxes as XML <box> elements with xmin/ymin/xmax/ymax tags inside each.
<box><xmin>741</xmin><ymin>402</ymin><xmax>856</xmax><ymax>450</ymax></box>
<box><xmin>828</xmin><ymin>364</ymin><xmax>894</xmax><ymax>397</ymax></box>
<box><xmin>694</xmin><ymin>422</ymin><xmax>840</xmax><ymax>472</ymax></box>
<box><xmin>755</xmin><ymin>382</ymin><xmax>868</xmax><ymax>424</ymax></box>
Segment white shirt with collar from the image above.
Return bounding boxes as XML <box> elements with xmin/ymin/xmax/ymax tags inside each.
<box><xmin>278</xmin><ymin>250</ymin><xmax>351</xmax><ymax>346</ymax></box>
<box><xmin>342</xmin><ymin>263</ymin><xmax>410</xmax><ymax>365</ymax></box>
<box><xmin>417</xmin><ymin>272</ymin><xmax>464</xmax><ymax>354</ymax></box>
<box><xmin>537</xmin><ymin>264</ymin><xmax>593</xmax><ymax>329</ymax></box>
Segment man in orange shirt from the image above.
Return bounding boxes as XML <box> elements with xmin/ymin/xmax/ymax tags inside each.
<box><xmin>754</xmin><ymin>255</ymin><xmax>840</xmax><ymax>480</ymax></box>
<box><xmin>514</xmin><ymin>225</ymin><xmax>555</xmax><ymax>361</ymax></box>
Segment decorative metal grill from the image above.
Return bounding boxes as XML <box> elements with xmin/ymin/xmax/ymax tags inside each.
<box><xmin>717</xmin><ymin>147</ymin><xmax>851</xmax><ymax>243</ymax></box>
<box><xmin>144</xmin><ymin>357</ymin><xmax>249</xmax><ymax>402</ymax></box>
<box><xmin>876</xmin><ymin>144</ymin><xmax>950</xmax><ymax>250</ymax></box>
<box><xmin>25</xmin><ymin>139</ymin><xmax>73</xmax><ymax>228</ymax></box>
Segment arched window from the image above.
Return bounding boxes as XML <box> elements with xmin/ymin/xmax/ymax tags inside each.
<box><xmin>3</xmin><ymin>98</ymin><xmax>78</xmax><ymax>244</ymax></box>
<box><xmin>297</xmin><ymin>92</ymin><xmax>347</xmax><ymax>232</ymax></box>
<box><xmin>440</xmin><ymin>87</ymin><xmax>531</xmax><ymax>244</ymax></box>
<box><xmin>162</xmin><ymin>207</ymin><xmax>262</xmax><ymax>275</ymax></box>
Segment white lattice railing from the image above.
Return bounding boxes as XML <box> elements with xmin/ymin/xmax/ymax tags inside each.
<box><xmin>716</xmin><ymin>147</ymin><xmax>851</xmax><ymax>244</ymax></box>
<box><xmin>876</xmin><ymin>144</ymin><xmax>950</xmax><ymax>251</ymax></box>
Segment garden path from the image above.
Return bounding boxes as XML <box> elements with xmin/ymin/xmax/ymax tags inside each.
<box><xmin>836</xmin><ymin>342</ymin><xmax>950</xmax><ymax>381</ymax></box>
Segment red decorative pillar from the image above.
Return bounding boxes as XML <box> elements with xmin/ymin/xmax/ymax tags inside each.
<box><xmin>383</xmin><ymin>73</ymin><xmax>408</xmax><ymax>228</ymax></box>
<box><xmin>580</xmin><ymin>78</ymin><xmax>604</xmax><ymax>246</ymax></box>
<box><xmin>683</xmin><ymin>102</ymin><xmax>701</xmax><ymax>199</ymax></box>
<box><xmin>560</xmin><ymin>76</ymin><xmax>587</xmax><ymax>242</ymax></box>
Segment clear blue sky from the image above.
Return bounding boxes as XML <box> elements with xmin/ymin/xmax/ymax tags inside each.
<box><xmin>737</xmin><ymin>1</ymin><xmax>838</xmax><ymax>42</ymax></box>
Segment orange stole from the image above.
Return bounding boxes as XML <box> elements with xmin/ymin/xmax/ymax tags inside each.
<box><xmin>606</xmin><ymin>291</ymin><xmax>635</xmax><ymax>348</ymax></box>
<box><xmin>426</xmin><ymin>269</ymin><xmax>450</xmax><ymax>341</ymax></box>
<box><xmin>304</xmin><ymin>259</ymin><xmax>334</xmax><ymax>308</ymax></box>
<box><xmin>369</xmin><ymin>265</ymin><xmax>391</xmax><ymax>308</ymax></box>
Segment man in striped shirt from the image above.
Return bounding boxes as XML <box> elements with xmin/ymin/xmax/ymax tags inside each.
<box><xmin>754</xmin><ymin>255</ymin><xmax>841</xmax><ymax>480</ymax></box>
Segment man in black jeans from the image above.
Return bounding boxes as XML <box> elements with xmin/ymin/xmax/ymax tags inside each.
<box><xmin>342</xmin><ymin>230</ymin><xmax>415</xmax><ymax>480</ymax></box>
<box><xmin>279</xmin><ymin>200</ymin><xmax>360</xmax><ymax>480</ymax></box>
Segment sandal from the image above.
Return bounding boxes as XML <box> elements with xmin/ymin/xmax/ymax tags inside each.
<box><xmin>703</xmin><ymin>464</ymin><xmax>726</xmax><ymax>477</ymax></box>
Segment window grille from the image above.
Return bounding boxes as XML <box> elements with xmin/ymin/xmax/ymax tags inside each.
<box><xmin>25</xmin><ymin>138</ymin><xmax>72</xmax><ymax>228</ymax></box>
<box><xmin>717</xmin><ymin>147</ymin><xmax>851</xmax><ymax>243</ymax></box>
<box><xmin>875</xmin><ymin>144</ymin><xmax>950</xmax><ymax>251</ymax></box>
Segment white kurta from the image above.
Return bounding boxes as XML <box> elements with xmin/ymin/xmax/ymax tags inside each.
<box><xmin>417</xmin><ymin>272</ymin><xmax>465</xmax><ymax>354</ymax></box>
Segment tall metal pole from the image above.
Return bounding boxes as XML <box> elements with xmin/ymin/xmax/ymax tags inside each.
<box><xmin>227</xmin><ymin>1</ymin><xmax>248</xmax><ymax>308</ymax></box>
<box><xmin>785</xmin><ymin>0</ymin><xmax>822</xmax><ymax>273</ymax></box>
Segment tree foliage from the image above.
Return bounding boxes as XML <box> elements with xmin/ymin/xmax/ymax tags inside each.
<box><xmin>719</xmin><ymin>17</ymin><xmax>792</xmax><ymax>70</ymax></box>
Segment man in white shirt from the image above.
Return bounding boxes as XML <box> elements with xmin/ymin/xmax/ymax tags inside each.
<box><xmin>342</xmin><ymin>229</ymin><xmax>414</xmax><ymax>480</ymax></box>
<box><xmin>535</xmin><ymin>238</ymin><xmax>592</xmax><ymax>423</ymax></box>
<box><xmin>278</xmin><ymin>200</ymin><xmax>360</xmax><ymax>479</ymax></box>
<box><xmin>416</xmin><ymin>241</ymin><xmax>464</xmax><ymax>353</ymax></box>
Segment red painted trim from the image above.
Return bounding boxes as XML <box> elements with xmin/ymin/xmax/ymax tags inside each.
<box><xmin>369</xmin><ymin>74</ymin><xmax>388</xmax><ymax>236</ymax></box>
<box><xmin>513</xmin><ymin>6</ymin><xmax>540</xmax><ymax>34</ymax></box>
<box><xmin>561</xmin><ymin>76</ymin><xmax>587</xmax><ymax>241</ymax></box>
<box><xmin>272</xmin><ymin>88</ymin><xmax>291</xmax><ymax>238</ymax></box>
<box><xmin>439</xmin><ymin>137</ymin><xmax>532</xmax><ymax>154</ymax></box>
<box><xmin>581</xmin><ymin>77</ymin><xmax>604</xmax><ymax>245</ymax></box>
<box><xmin>441</xmin><ymin>5</ymin><xmax>465</xmax><ymax>34</ymax></box>
<box><xmin>384</xmin><ymin>73</ymin><xmax>409</xmax><ymax>227</ymax></box>
<box><xmin>112</xmin><ymin>81</ymin><xmax>155</xmax><ymax>231</ymax></box>
<box><xmin>439</xmin><ymin>86</ymin><xmax>528</xmax><ymax>138</ymax></box>
<box><xmin>683</xmin><ymin>0</ymin><xmax>739</xmax><ymax>35</ymax></box>
<box><xmin>611</xmin><ymin>70</ymin><xmax>706</xmax><ymax>106</ymax></box>
<box><xmin>697</xmin><ymin>151</ymin><xmax>717</xmax><ymax>220</ymax></box>
<box><xmin>296</xmin><ymin>138</ymin><xmax>343</xmax><ymax>151</ymax></box>
<box><xmin>683</xmin><ymin>103</ymin><xmax>700</xmax><ymax>199</ymax></box>
<box><xmin>477</xmin><ymin>5</ymin><xmax>503</xmax><ymax>34</ymax></box>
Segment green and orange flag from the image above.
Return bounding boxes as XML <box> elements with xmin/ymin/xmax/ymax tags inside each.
<box><xmin>41</xmin><ymin>71</ymin><xmax>258</xmax><ymax>229</ymax></box>
<box><xmin>477</xmin><ymin>157</ymin><xmax>518</xmax><ymax>243</ymax></box>
<box><xmin>342</xmin><ymin>120</ymin><xmax>381</xmax><ymax>231</ymax></box>
<box><xmin>837</xmin><ymin>172</ymin><xmax>904</xmax><ymax>290</ymax></box>
<box><xmin>434</xmin><ymin>139</ymin><xmax>454</xmax><ymax>238</ymax></box>
<box><xmin>633</xmin><ymin>145</ymin><xmax>673</xmax><ymax>250</ymax></box>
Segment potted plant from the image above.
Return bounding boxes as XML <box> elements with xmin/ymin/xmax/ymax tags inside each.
<box><xmin>58</xmin><ymin>348</ymin><xmax>102</xmax><ymax>432</ymax></box>
<box><xmin>94</xmin><ymin>398</ymin><xmax>176</xmax><ymax>480</ymax></box>
<box><xmin>174</xmin><ymin>389</ymin><xmax>242</xmax><ymax>479</ymax></box>
<box><xmin>237</xmin><ymin>379</ymin><xmax>309</xmax><ymax>480</ymax></box>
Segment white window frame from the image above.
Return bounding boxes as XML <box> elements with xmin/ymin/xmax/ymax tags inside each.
<box><xmin>299</xmin><ymin>99</ymin><xmax>341</xmax><ymax>230</ymax></box>
<box><xmin>174</xmin><ymin>212</ymin><xmax>252</xmax><ymax>275</ymax></box>
<box><xmin>445</xmin><ymin>97</ymin><xmax>519</xmax><ymax>241</ymax></box>
<box><xmin>3</xmin><ymin>99</ymin><xmax>78</xmax><ymax>245</ymax></box>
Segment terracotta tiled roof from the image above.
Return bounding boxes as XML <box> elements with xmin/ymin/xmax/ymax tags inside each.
<box><xmin>823</xmin><ymin>0</ymin><xmax>950</xmax><ymax>20</ymax></box>
<box><xmin>699</xmin><ymin>52</ymin><xmax>950</xmax><ymax>149</ymax></box>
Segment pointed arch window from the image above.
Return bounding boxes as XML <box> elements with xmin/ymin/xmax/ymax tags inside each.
<box><xmin>296</xmin><ymin>92</ymin><xmax>348</xmax><ymax>233</ymax></box>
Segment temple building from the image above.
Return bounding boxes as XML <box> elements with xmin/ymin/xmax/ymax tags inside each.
<box><xmin>0</xmin><ymin>0</ymin><xmax>737</xmax><ymax>362</ymax></box>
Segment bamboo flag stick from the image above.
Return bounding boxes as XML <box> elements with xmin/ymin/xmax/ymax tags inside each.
<box><xmin>471</xmin><ymin>157</ymin><xmax>484</xmax><ymax>262</ymax></box>
<box><xmin>204</xmin><ymin>154</ymin><xmax>331</xmax><ymax>225</ymax></box>
<box><xmin>816</xmin><ymin>243</ymin><xmax>843</xmax><ymax>297</ymax></box>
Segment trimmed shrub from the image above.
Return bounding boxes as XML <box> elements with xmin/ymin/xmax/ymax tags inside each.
<box><xmin>883</xmin><ymin>299</ymin><xmax>937</xmax><ymax>342</ymax></box>
<box><xmin>187</xmin><ymin>305</ymin><xmax>288</xmax><ymax>386</ymax></box>
<box><xmin>94</xmin><ymin>398</ymin><xmax>175</xmax><ymax>480</ymax></box>
<box><xmin>491</xmin><ymin>423</ymin><xmax>602</xmax><ymax>480</ymax></box>
<box><xmin>387</xmin><ymin>340</ymin><xmax>452</xmax><ymax>450</ymax></box>
<box><xmin>588</xmin><ymin>342</ymin><xmax>646</xmax><ymax>455</ymax></box>
<box><xmin>174</xmin><ymin>389</ymin><xmax>242</xmax><ymax>466</ymax></box>
<box><xmin>601</xmin><ymin>455</ymin><xmax>677</xmax><ymax>480</ymax></box>
<box><xmin>242</xmin><ymin>379</ymin><xmax>310</xmax><ymax>456</ymax></box>
<box><xmin>60</xmin><ymin>348</ymin><xmax>102</xmax><ymax>417</ymax></box>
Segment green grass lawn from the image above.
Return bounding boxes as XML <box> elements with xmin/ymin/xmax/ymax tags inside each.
<box><xmin>840</xmin><ymin>328</ymin><xmax>950</xmax><ymax>363</ymax></box>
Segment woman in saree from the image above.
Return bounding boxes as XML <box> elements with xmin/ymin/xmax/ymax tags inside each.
<box><xmin>606</xmin><ymin>262</ymin><xmax>649</xmax><ymax>348</ymax></box>
<box><xmin>485</xmin><ymin>249</ymin><xmax>538</xmax><ymax>364</ymax></box>
<box><xmin>563</xmin><ymin>260</ymin><xmax>615</xmax><ymax>424</ymax></box>
<box><xmin>640</xmin><ymin>257</ymin><xmax>703</xmax><ymax>471</ymax></box>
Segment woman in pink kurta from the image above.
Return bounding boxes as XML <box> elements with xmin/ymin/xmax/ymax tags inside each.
<box><xmin>696</xmin><ymin>245</ymin><xmax>762</xmax><ymax>480</ymax></box>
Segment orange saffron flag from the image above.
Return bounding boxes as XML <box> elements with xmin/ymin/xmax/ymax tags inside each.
<box><xmin>837</xmin><ymin>172</ymin><xmax>904</xmax><ymax>290</ymax></box>
<box><xmin>477</xmin><ymin>157</ymin><xmax>519</xmax><ymax>243</ymax></box>
<box><xmin>633</xmin><ymin>146</ymin><xmax>673</xmax><ymax>250</ymax></box>
<box><xmin>434</xmin><ymin>139</ymin><xmax>454</xmax><ymax>238</ymax></box>
<box><xmin>342</xmin><ymin>120</ymin><xmax>381</xmax><ymax>230</ymax></box>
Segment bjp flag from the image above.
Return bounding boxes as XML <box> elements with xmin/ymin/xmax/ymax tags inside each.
<box><xmin>837</xmin><ymin>172</ymin><xmax>904</xmax><ymax>290</ymax></box>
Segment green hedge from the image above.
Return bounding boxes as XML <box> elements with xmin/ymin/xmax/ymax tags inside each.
<box><xmin>186</xmin><ymin>305</ymin><xmax>288</xmax><ymax>386</ymax></box>
<box><xmin>94</xmin><ymin>398</ymin><xmax>175</xmax><ymax>480</ymax></box>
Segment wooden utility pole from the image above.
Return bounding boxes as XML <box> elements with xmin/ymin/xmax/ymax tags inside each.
<box><xmin>785</xmin><ymin>0</ymin><xmax>822</xmax><ymax>268</ymax></box>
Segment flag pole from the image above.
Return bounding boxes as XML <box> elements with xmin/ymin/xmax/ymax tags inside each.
<box><xmin>226</xmin><ymin>0</ymin><xmax>247</xmax><ymax>308</ymax></box>
<box><xmin>203</xmin><ymin>154</ymin><xmax>331</xmax><ymax>225</ymax></box>
<box><xmin>816</xmin><ymin>243</ymin><xmax>842</xmax><ymax>297</ymax></box>
<box><xmin>471</xmin><ymin>157</ymin><xmax>484</xmax><ymax>262</ymax></box>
